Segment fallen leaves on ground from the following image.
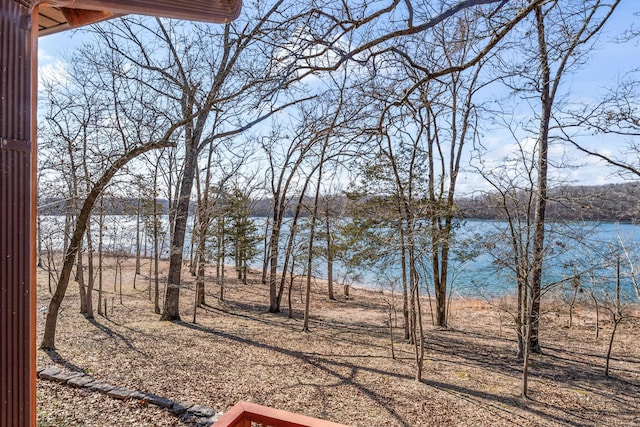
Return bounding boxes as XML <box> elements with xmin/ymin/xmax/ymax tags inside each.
<box><xmin>36</xmin><ymin>259</ymin><xmax>640</xmax><ymax>426</ymax></box>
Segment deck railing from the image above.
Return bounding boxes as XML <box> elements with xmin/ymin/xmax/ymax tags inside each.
<box><xmin>211</xmin><ymin>401</ymin><xmax>350</xmax><ymax>427</ymax></box>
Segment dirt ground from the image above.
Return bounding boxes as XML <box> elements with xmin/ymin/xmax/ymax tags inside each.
<box><xmin>36</xmin><ymin>257</ymin><xmax>640</xmax><ymax>426</ymax></box>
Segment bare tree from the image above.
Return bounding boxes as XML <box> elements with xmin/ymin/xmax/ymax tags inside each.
<box><xmin>563</xmin><ymin>71</ymin><xmax>640</xmax><ymax>181</ymax></box>
<box><xmin>399</xmin><ymin>13</ymin><xmax>488</xmax><ymax>328</ymax></box>
<box><xmin>89</xmin><ymin>7</ymin><xmax>312</xmax><ymax>320</ymax></box>
<box><xmin>38</xmin><ymin>38</ymin><xmax>188</xmax><ymax>348</ymax></box>
<box><xmin>40</xmin><ymin>141</ymin><xmax>173</xmax><ymax>350</ymax></box>
<box><xmin>301</xmin><ymin>69</ymin><xmax>360</xmax><ymax>330</ymax></box>
<box><xmin>513</xmin><ymin>0</ymin><xmax>620</xmax><ymax>355</ymax></box>
<box><xmin>262</xmin><ymin>121</ymin><xmax>318</xmax><ymax>313</ymax></box>
<box><xmin>301</xmin><ymin>0</ymin><xmax>547</xmax><ymax>81</ymax></box>
<box><xmin>192</xmin><ymin>151</ymin><xmax>233</xmax><ymax>307</ymax></box>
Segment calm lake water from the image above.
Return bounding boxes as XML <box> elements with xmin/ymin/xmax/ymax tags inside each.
<box><xmin>40</xmin><ymin>216</ymin><xmax>640</xmax><ymax>301</ymax></box>
<box><xmin>304</xmin><ymin>219</ymin><xmax>640</xmax><ymax>301</ymax></box>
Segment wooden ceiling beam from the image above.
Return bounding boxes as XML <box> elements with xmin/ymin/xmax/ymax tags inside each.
<box><xmin>44</xmin><ymin>0</ymin><xmax>242</xmax><ymax>24</ymax></box>
<box><xmin>59</xmin><ymin>7</ymin><xmax>114</xmax><ymax>28</ymax></box>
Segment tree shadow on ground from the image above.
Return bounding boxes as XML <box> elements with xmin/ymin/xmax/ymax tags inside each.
<box><xmin>181</xmin><ymin>281</ymin><xmax>639</xmax><ymax>426</ymax></box>
<box><xmin>175</xmin><ymin>319</ymin><xmax>411</xmax><ymax>426</ymax></box>
<box><xmin>86</xmin><ymin>317</ymin><xmax>146</xmax><ymax>356</ymax></box>
<box><xmin>197</xmin><ymin>302</ymin><xmax>394</xmax><ymax>357</ymax></box>
<box><xmin>43</xmin><ymin>349</ymin><xmax>90</xmax><ymax>375</ymax></box>
<box><xmin>173</xmin><ymin>314</ymin><xmax>632</xmax><ymax>427</ymax></box>
<box><xmin>424</xmin><ymin>327</ymin><xmax>640</xmax><ymax>425</ymax></box>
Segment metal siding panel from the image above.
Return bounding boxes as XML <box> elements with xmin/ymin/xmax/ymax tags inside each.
<box><xmin>0</xmin><ymin>145</ymin><xmax>32</xmax><ymax>427</ymax></box>
<box><xmin>0</xmin><ymin>150</ymin><xmax>7</xmax><ymax>427</ymax></box>
<box><xmin>0</xmin><ymin>1</ymin><xmax>35</xmax><ymax>426</ymax></box>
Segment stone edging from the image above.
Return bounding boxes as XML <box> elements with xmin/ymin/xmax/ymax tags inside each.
<box><xmin>37</xmin><ymin>366</ymin><xmax>220</xmax><ymax>426</ymax></box>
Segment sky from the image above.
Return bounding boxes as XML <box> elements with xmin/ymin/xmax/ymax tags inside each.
<box><xmin>37</xmin><ymin>2</ymin><xmax>640</xmax><ymax>195</ymax></box>
<box><xmin>544</xmin><ymin>1</ymin><xmax>640</xmax><ymax>188</ymax></box>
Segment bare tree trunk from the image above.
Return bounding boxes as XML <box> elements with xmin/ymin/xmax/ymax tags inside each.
<box><xmin>162</xmin><ymin>142</ymin><xmax>199</xmax><ymax>321</ymax></box>
<box><xmin>522</xmin><ymin>304</ymin><xmax>532</xmax><ymax>398</ymax></box>
<box><xmin>268</xmin><ymin>207</ymin><xmax>282</xmax><ymax>313</ymax></box>
<box><xmin>193</xmin><ymin>144</ymin><xmax>216</xmax><ymax>307</ymax></box>
<box><xmin>97</xmin><ymin>197</ymin><xmax>104</xmax><ymax>316</ymax></box>
<box><xmin>153</xmin><ymin>169</ymin><xmax>161</xmax><ymax>314</ymax></box>
<box><xmin>196</xmin><ymin>260</ymin><xmax>205</xmax><ymax>306</ymax></box>
<box><xmin>83</xmin><ymin>224</ymin><xmax>95</xmax><ymax>319</ymax></box>
<box><xmin>606</xmin><ymin>254</ymin><xmax>623</xmax><ymax>377</ymax></box>
<box><xmin>303</xmin><ymin>188</ymin><xmax>321</xmax><ymax>332</ymax></box>
<box><xmin>380</xmin><ymin>116</ymin><xmax>424</xmax><ymax>371</ymax></box>
<box><xmin>118</xmin><ymin>259</ymin><xmax>123</xmax><ymax>305</ymax></box>
<box><xmin>135</xmin><ymin>198</ymin><xmax>141</xmax><ymax>276</ymax></box>
<box><xmin>530</xmin><ymin>0</ymin><xmax>620</xmax><ymax>351</ymax></box>
<box><xmin>277</xmin><ymin>184</ymin><xmax>314</xmax><ymax>308</ymax></box>
<box><xmin>267</xmin><ymin>135</ymin><xmax>317</xmax><ymax>313</ymax></box>
<box><xmin>302</xmin><ymin>272</ymin><xmax>313</xmax><ymax>332</ymax></box>
<box><xmin>242</xmin><ymin>258</ymin><xmax>248</xmax><ymax>284</ymax></box>
<box><xmin>46</xmin><ymin>239</ymin><xmax>57</xmax><ymax>294</ymax></box>
<box><xmin>63</xmin><ymin>205</ymin><xmax>72</xmax><ymax>255</ymax></box>
<box><xmin>431</xmin><ymin>221</ymin><xmax>449</xmax><ymax>328</ymax></box>
<box><xmin>517</xmin><ymin>275</ymin><xmax>527</xmax><ymax>359</ymax></box>
<box><xmin>217</xmin><ymin>216</ymin><xmax>226</xmax><ymax>302</ymax></box>
<box><xmin>113</xmin><ymin>254</ymin><xmax>119</xmax><ymax>293</ymax></box>
<box><xmin>529</xmin><ymin>6</ymin><xmax>551</xmax><ymax>354</ymax></box>
<box><xmin>77</xmin><ymin>244</ymin><xmax>86</xmax><ymax>314</ymax></box>
<box><xmin>388</xmin><ymin>302</ymin><xmax>396</xmax><ymax>360</ymax></box>
<box><xmin>37</xmin><ymin>210</ymin><xmax>43</xmax><ymax>268</ymax></box>
<box><xmin>399</xmin><ymin>221</ymin><xmax>410</xmax><ymax>340</ymax></box>
<box><xmin>409</xmin><ymin>233</ymin><xmax>424</xmax><ymax>381</ymax></box>
<box><xmin>189</xmin><ymin>212</ymin><xmax>198</xmax><ymax>276</ymax></box>
<box><xmin>148</xmin><ymin>243</ymin><xmax>152</xmax><ymax>301</ymax></box>
<box><xmin>261</xmin><ymin>216</ymin><xmax>271</xmax><ymax>284</ymax></box>
<box><xmin>219</xmin><ymin>224</ymin><xmax>226</xmax><ymax>303</ymax></box>
<box><xmin>324</xmin><ymin>198</ymin><xmax>335</xmax><ymax>300</ymax></box>
<box><xmin>288</xmin><ymin>257</ymin><xmax>296</xmax><ymax>319</ymax></box>
<box><xmin>303</xmin><ymin>115</ymin><xmax>333</xmax><ymax>331</ymax></box>
<box><xmin>605</xmin><ymin>319</ymin><xmax>620</xmax><ymax>377</ymax></box>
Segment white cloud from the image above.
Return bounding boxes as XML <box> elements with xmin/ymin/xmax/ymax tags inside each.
<box><xmin>38</xmin><ymin>60</ymin><xmax>69</xmax><ymax>90</ymax></box>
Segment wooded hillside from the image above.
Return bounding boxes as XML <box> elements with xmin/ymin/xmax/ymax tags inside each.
<box><xmin>458</xmin><ymin>182</ymin><xmax>640</xmax><ymax>222</ymax></box>
<box><xmin>40</xmin><ymin>182</ymin><xmax>640</xmax><ymax>223</ymax></box>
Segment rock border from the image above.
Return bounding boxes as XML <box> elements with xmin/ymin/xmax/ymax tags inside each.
<box><xmin>37</xmin><ymin>366</ymin><xmax>221</xmax><ymax>426</ymax></box>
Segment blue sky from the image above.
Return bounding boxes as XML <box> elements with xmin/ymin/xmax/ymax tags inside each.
<box><xmin>37</xmin><ymin>3</ymin><xmax>640</xmax><ymax>193</ymax></box>
<box><xmin>550</xmin><ymin>1</ymin><xmax>640</xmax><ymax>189</ymax></box>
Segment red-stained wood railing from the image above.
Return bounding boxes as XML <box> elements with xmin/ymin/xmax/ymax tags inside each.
<box><xmin>212</xmin><ymin>401</ymin><xmax>350</xmax><ymax>427</ymax></box>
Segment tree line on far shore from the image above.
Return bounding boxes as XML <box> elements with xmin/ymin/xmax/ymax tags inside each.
<box><xmin>40</xmin><ymin>181</ymin><xmax>640</xmax><ymax>223</ymax></box>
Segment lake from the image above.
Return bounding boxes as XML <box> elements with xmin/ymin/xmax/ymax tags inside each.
<box><xmin>39</xmin><ymin>215</ymin><xmax>640</xmax><ymax>301</ymax></box>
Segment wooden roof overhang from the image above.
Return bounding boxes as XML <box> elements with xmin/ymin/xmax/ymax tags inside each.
<box><xmin>36</xmin><ymin>0</ymin><xmax>243</xmax><ymax>36</ymax></box>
